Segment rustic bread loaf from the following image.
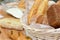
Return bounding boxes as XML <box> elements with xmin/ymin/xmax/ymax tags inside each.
<box><xmin>0</xmin><ymin>18</ymin><xmax>23</xmax><ymax>30</ymax></box>
<box><xmin>47</xmin><ymin>4</ymin><xmax>60</xmax><ymax>28</ymax></box>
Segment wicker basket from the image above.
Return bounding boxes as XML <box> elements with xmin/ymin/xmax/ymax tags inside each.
<box><xmin>20</xmin><ymin>0</ymin><xmax>60</xmax><ymax>40</ymax></box>
<box><xmin>20</xmin><ymin>14</ymin><xmax>60</xmax><ymax>40</ymax></box>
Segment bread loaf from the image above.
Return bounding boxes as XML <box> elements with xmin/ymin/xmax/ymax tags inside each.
<box><xmin>36</xmin><ymin>0</ymin><xmax>48</xmax><ymax>24</ymax></box>
<box><xmin>47</xmin><ymin>4</ymin><xmax>60</xmax><ymax>28</ymax></box>
<box><xmin>27</xmin><ymin>0</ymin><xmax>43</xmax><ymax>24</ymax></box>
<box><xmin>0</xmin><ymin>18</ymin><xmax>23</xmax><ymax>30</ymax></box>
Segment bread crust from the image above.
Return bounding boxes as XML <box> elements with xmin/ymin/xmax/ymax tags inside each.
<box><xmin>0</xmin><ymin>18</ymin><xmax>23</xmax><ymax>30</ymax></box>
<box><xmin>27</xmin><ymin>0</ymin><xmax>43</xmax><ymax>24</ymax></box>
<box><xmin>36</xmin><ymin>0</ymin><xmax>48</xmax><ymax>24</ymax></box>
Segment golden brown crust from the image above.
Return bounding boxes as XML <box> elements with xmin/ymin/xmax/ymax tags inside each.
<box><xmin>47</xmin><ymin>4</ymin><xmax>60</xmax><ymax>28</ymax></box>
<box><xmin>0</xmin><ymin>27</ymin><xmax>12</xmax><ymax>40</ymax></box>
<box><xmin>0</xmin><ymin>25</ymin><xmax>31</xmax><ymax>40</ymax></box>
<box><xmin>0</xmin><ymin>18</ymin><xmax>23</xmax><ymax>30</ymax></box>
<box><xmin>2</xmin><ymin>28</ymin><xmax>31</xmax><ymax>40</ymax></box>
<box><xmin>27</xmin><ymin>0</ymin><xmax>43</xmax><ymax>24</ymax></box>
<box><xmin>36</xmin><ymin>0</ymin><xmax>48</xmax><ymax>23</ymax></box>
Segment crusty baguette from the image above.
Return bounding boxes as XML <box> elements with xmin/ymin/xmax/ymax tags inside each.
<box><xmin>27</xmin><ymin>0</ymin><xmax>43</xmax><ymax>24</ymax></box>
<box><xmin>0</xmin><ymin>18</ymin><xmax>23</xmax><ymax>30</ymax></box>
<box><xmin>36</xmin><ymin>0</ymin><xmax>48</xmax><ymax>23</ymax></box>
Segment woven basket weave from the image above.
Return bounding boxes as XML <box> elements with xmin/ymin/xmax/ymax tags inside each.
<box><xmin>21</xmin><ymin>14</ymin><xmax>60</xmax><ymax>40</ymax></box>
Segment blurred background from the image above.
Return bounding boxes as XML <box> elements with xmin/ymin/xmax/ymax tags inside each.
<box><xmin>0</xmin><ymin>0</ymin><xmax>20</xmax><ymax>4</ymax></box>
<box><xmin>0</xmin><ymin>0</ymin><xmax>58</xmax><ymax>3</ymax></box>
<box><xmin>0</xmin><ymin>0</ymin><xmax>20</xmax><ymax>2</ymax></box>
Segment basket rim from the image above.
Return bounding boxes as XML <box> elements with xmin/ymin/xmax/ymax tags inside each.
<box><xmin>20</xmin><ymin>14</ymin><xmax>60</xmax><ymax>34</ymax></box>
